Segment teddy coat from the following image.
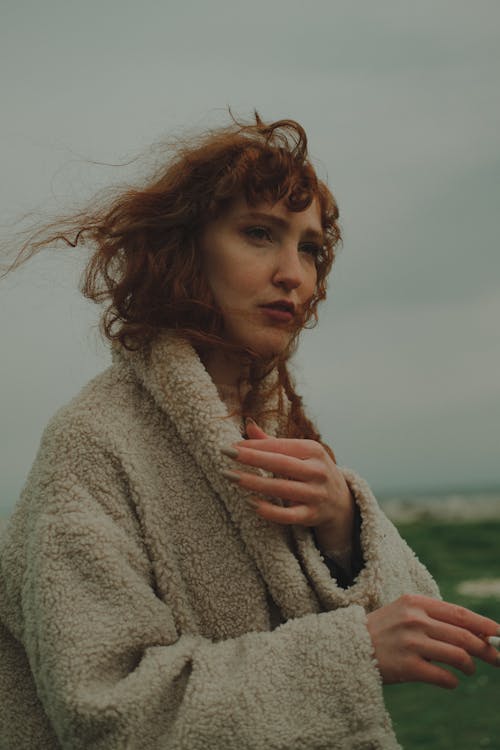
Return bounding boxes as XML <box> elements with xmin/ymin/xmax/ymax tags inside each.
<box><xmin>0</xmin><ymin>330</ymin><xmax>440</xmax><ymax>750</ymax></box>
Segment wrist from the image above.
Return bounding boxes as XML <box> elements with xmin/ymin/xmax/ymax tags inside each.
<box><xmin>314</xmin><ymin>523</ymin><xmax>354</xmax><ymax>563</ymax></box>
<box><xmin>313</xmin><ymin>531</ymin><xmax>354</xmax><ymax>579</ymax></box>
<box><xmin>313</xmin><ymin>489</ymin><xmax>356</xmax><ymax>560</ymax></box>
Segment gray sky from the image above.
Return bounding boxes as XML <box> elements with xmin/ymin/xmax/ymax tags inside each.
<box><xmin>1</xmin><ymin>0</ymin><xmax>499</xmax><ymax>514</ymax></box>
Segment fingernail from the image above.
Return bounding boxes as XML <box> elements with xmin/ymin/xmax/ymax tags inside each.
<box><xmin>245</xmin><ymin>417</ymin><xmax>257</xmax><ymax>427</ymax></box>
<box><xmin>246</xmin><ymin>497</ymin><xmax>260</xmax><ymax>509</ymax></box>
<box><xmin>221</xmin><ymin>469</ymin><xmax>240</xmax><ymax>482</ymax></box>
<box><xmin>487</xmin><ymin>636</ymin><xmax>500</xmax><ymax>649</ymax></box>
<box><xmin>221</xmin><ymin>446</ymin><xmax>239</xmax><ymax>458</ymax></box>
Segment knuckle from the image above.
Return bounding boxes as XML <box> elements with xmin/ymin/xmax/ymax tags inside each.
<box><xmin>457</xmin><ymin>650</ymin><xmax>475</xmax><ymax>672</ymax></box>
<box><xmin>401</xmin><ymin>634</ymin><xmax>420</xmax><ymax>651</ymax></box>
<box><xmin>308</xmin><ymin>440</ymin><xmax>323</xmax><ymax>457</ymax></box>
<box><xmin>399</xmin><ymin>606</ymin><xmax>426</xmax><ymax>630</ymax></box>
<box><xmin>317</xmin><ymin>487</ymin><xmax>329</xmax><ymax>503</ymax></box>
<box><xmin>282</xmin><ymin>455</ymin><xmax>296</xmax><ymax>472</ymax></box>
<box><xmin>397</xmin><ymin>595</ymin><xmax>425</xmax><ymax>619</ymax></box>
<box><xmin>309</xmin><ymin>509</ymin><xmax>321</xmax><ymax>526</ymax></box>
<box><xmin>401</xmin><ymin>613</ymin><xmax>424</xmax><ymax>629</ymax></box>
<box><xmin>399</xmin><ymin>593</ymin><xmax>418</xmax><ymax>608</ymax></box>
<box><xmin>449</xmin><ymin>647</ymin><xmax>476</xmax><ymax>674</ymax></box>
<box><xmin>308</xmin><ymin>487</ymin><xmax>324</xmax><ymax>504</ymax></box>
<box><xmin>295</xmin><ymin>507</ymin><xmax>311</xmax><ymax>525</ymax></box>
<box><xmin>269</xmin><ymin>459</ymin><xmax>286</xmax><ymax>476</ymax></box>
<box><xmin>308</xmin><ymin>467</ymin><xmax>326</xmax><ymax>483</ymax></box>
<box><xmin>460</xmin><ymin>632</ymin><xmax>477</xmax><ymax>653</ymax></box>
<box><xmin>452</xmin><ymin>604</ymin><xmax>469</xmax><ymax>628</ymax></box>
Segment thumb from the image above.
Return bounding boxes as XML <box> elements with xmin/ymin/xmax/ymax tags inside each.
<box><xmin>245</xmin><ymin>418</ymin><xmax>269</xmax><ymax>440</ymax></box>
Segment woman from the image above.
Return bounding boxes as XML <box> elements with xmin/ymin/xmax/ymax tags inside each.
<box><xmin>0</xmin><ymin>113</ymin><xmax>498</xmax><ymax>750</ymax></box>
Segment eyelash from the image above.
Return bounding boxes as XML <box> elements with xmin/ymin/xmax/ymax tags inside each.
<box><xmin>243</xmin><ymin>226</ymin><xmax>322</xmax><ymax>257</ymax></box>
<box><xmin>244</xmin><ymin>226</ymin><xmax>272</xmax><ymax>242</ymax></box>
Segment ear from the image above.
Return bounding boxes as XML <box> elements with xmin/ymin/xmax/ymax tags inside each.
<box><xmin>244</xmin><ymin>418</ymin><xmax>269</xmax><ymax>440</ymax></box>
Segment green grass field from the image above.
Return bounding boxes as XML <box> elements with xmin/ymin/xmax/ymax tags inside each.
<box><xmin>384</xmin><ymin>520</ymin><xmax>500</xmax><ymax>749</ymax></box>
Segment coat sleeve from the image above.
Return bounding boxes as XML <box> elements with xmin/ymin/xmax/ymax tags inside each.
<box><xmin>341</xmin><ymin>467</ymin><xmax>442</xmax><ymax>602</ymax></box>
<box><xmin>312</xmin><ymin>502</ymin><xmax>365</xmax><ymax>589</ymax></box>
<box><xmin>1</xmin><ymin>417</ymin><xmax>401</xmax><ymax>750</ymax></box>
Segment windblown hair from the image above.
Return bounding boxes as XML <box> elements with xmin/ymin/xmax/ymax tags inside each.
<box><xmin>2</xmin><ymin>110</ymin><xmax>342</xmax><ymax>459</ymax></box>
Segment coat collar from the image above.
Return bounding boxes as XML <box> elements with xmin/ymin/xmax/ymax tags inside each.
<box><xmin>111</xmin><ymin>330</ymin><xmax>321</xmax><ymax>620</ymax></box>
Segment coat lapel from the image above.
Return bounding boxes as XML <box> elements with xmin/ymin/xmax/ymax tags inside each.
<box><xmin>111</xmin><ymin>331</ymin><xmax>321</xmax><ymax>620</ymax></box>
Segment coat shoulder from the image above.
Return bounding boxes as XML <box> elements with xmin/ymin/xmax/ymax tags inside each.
<box><xmin>43</xmin><ymin>360</ymin><xmax>148</xmax><ymax>444</ymax></box>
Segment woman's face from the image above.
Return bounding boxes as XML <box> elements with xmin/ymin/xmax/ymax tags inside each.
<box><xmin>199</xmin><ymin>193</ymin><xmax>323</xmax><ymax>358</ymax></box>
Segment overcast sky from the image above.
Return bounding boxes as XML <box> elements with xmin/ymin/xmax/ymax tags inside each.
<box><xmin>1</xmin><ymin>1</ymin><xmax>499</xmax><ymax>514</ymax></box>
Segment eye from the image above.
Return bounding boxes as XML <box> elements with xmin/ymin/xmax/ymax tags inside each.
<box><xmin>243</xmin><ymin>226</ymin><xmax>273</xmax><ymax>242</ymax></box>
<box><xmin>299</xmin><ymin>242</ymin><xmax>322</xmax><ymax>258</ymax></box>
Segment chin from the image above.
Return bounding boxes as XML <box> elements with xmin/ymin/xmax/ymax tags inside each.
<box><xmin>223</xmin><ymin>315</ymin><xmax>299</xmax><ymax>359</ymax></box>
<box><xmin>239</xmin><ymin>328</ymin><xmax>293</xmax><ymax>360</ymax></box>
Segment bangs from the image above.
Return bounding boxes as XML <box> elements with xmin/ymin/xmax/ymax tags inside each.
<box><xmin>240</xmin><ymin>147</ymin><xmax>319</xmax><ymax>213</ymax></box>
<box><xmin>214</xmin><ymin>145</ymin><xmax>320</xmax><ymax>215</ymax></box>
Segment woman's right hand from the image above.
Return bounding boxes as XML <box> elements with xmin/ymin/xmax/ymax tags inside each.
<box><xmin>366</xmin><ymin>594</ymin><xmax>500</xmax><ymax>689</ymax></box>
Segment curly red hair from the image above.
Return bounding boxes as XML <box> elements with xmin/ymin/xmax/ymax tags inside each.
<box><xmin>2</xmin><ymin>111</ymin><xmax>343</xmax><ymax>458</ymax></box>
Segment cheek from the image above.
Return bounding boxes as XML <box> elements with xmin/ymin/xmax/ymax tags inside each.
<box><xmin>301</xmin><ymin>266</ymin><xmax>318</xmax><ymax>301</ymax></box>
<box><xmin>206</xmin><ymin>265</ymin><xmax>249</xmax><ymax>307</ymax></box>
<box><xmin>210</xmin><ymin>260</ymin><xmax>261</xmax><ymax>299</ymax></box>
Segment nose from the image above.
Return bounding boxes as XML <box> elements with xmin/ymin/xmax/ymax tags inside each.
<box><xmin>271</xmin><ymin>246</ymin><xmax>306</xmax><ymax>292</ymax></box>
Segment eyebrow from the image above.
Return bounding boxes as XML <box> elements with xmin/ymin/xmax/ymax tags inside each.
<box><xmin>237</xmin><ymin>211</ymin><xmax>325</xmax><ymax>244</ymax></box>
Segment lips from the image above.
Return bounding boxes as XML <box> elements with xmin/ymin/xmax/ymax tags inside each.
<box><xmin>259</xmin><ymin>300</ymin><xmax>296</xmax><ymax>324</ymax></box>
<box><xmin>259</xmin><ymin>300</ymin><xmax>296</xmax><ymax>314</ymax></box>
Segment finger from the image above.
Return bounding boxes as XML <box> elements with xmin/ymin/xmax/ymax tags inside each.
<box><xmin>229</xmin><ymin>446</ymin><xmax>317</xmax><ymax>482</ymax></box>
<box><xmin>236</xmin><ymin>437</ymin><xmax>322</xmax><ymax>460</ymax></box>
<box><xmin>424</xmin><ymin>618</ymin><xmax>500</xmax><ymax>668</ymax></box>
<box><xmin>419</xmin><ymin>637</ymin><xmax>475</xmax><ymax>677</ymax></box>
<box><xmin>250</xmin><ymin>497</ymin><xmax>311</xmax><ymax>526</ymax></box>
<box><xmin>227</xmin><ymin>470</ymin><xmax>319</xmax><ymax>506</ymax></box>
<box><xmin>413</xmin><ymin>660</ymin><xmax>460</xmax><ymax>690</ymax></box>
<box><xmin>418</xmin><ymin>596</ymin><xmax>500</xmax><ymax>639</ymax></box>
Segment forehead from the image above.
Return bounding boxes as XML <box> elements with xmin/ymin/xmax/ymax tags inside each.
<box><xmin>225</xmin><ymin>194</ymin><xmax>323</xmax><ymax>234</ymax></box>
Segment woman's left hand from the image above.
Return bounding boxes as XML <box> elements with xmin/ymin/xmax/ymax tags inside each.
<box><xmin>221</xmin><ymin>419</ymin><xmax>355</xmax><ymax>538</ymax></box>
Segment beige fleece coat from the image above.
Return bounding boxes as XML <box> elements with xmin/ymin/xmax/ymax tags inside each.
<box><xmin>0</xmin><ymin>330</ymin><xmax>440</xmax><ymax>749</ymax></box>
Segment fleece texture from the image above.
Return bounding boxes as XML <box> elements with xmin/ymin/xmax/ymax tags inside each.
<box><xmin>0</xmin><ymin>330</ymin><xmax>440</xmax><ymax>749</ymax></box>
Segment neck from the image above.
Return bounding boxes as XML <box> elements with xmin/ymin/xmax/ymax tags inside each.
<box><xmin>199</xmin><ymin>348</ymin><xmax>250</xmax><ymax>388</ymax></box>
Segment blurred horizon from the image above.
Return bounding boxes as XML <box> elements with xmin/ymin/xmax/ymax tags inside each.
<box><xmin>2</xmin><ymin>473</ymin><xmax>500</xmax><ymax>519</ymax></box>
